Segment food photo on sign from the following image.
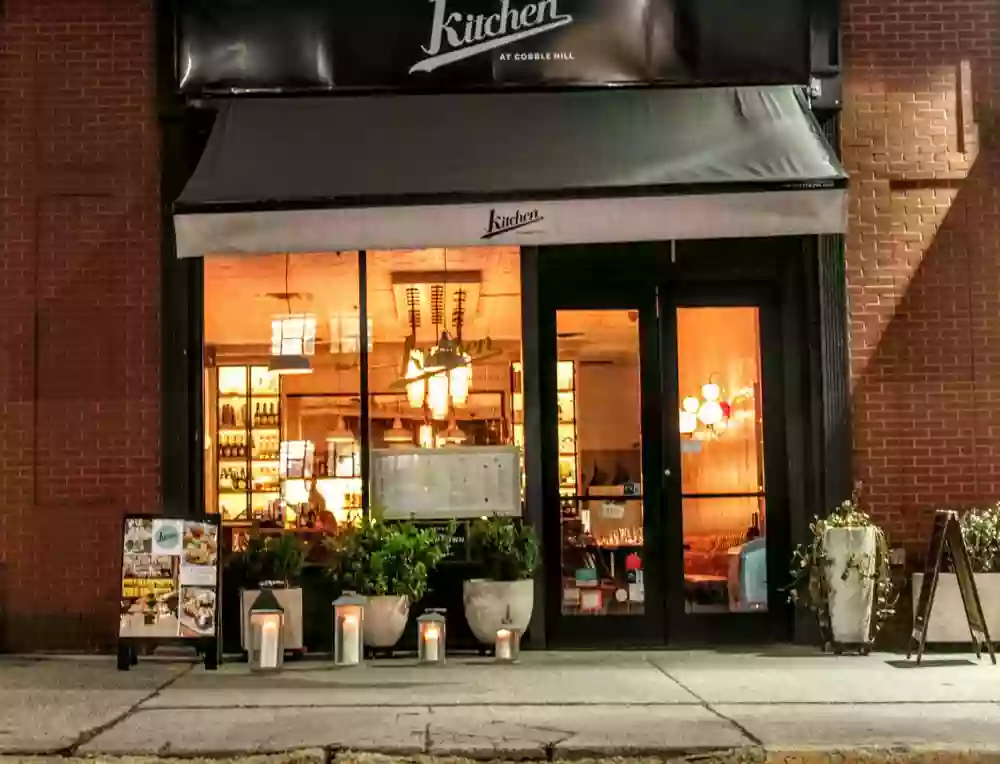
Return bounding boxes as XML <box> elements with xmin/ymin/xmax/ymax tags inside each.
<box><xmin>119</xmin><ymin>552</ymin><xmax>180</xmax><ymax>639</ymax></box>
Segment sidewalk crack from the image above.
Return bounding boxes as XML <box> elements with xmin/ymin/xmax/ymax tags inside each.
<box><xmin>57</xmin><ymin>662</ymin><xmax>194</xmax><ymax>756</ymax></box>
<box><xmin>648</xmin><ymin>658</ymin><xmax>762</xmax><ymax>746</ymax></box>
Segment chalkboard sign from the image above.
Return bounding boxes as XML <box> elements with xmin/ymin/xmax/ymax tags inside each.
<box><xmin>117</xmin><ymin>514</ymin><xmax>221</xmax><ymax>670</ymax></box>
<box><xmin>908</xmin><ymin>510</ymin><xmax>996</xmax><ymax>665</ymax></box>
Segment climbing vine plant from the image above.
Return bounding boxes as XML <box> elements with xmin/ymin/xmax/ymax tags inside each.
<box><xmin>787</xmin><ymin>485</ymin><xmax>897</xmax><ymax>642</ymax></box>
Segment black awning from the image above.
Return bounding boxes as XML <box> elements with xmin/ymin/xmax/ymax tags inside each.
<box><xmin>174</xmin><ymin>86</ymin><xmax>846</xmax><ymax>258</ymax></box>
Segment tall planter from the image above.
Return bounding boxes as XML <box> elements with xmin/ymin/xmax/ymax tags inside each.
<box><xmin>463</xmin><ymin>579</ymin><xmax>533</xmax><ymax>644</ymax></box>
<box><xmin>823</xmin><ymin>526</ymin><xmax>877</xmax><ymax>644</ymax></box>
<box><xmin>363</xmin><ymin>594</ymin><xmax>410</xmax><ymax>648</ymax></box>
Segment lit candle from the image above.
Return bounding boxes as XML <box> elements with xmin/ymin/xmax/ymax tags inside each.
<box><xmin>424</xmin><ymin>626</ymin><xmax>440</xmax><ymax>662</ymax></box>
<box><xmin>341</xmin><ymin>614</ymin><xmax>360</xmax><ymax>665</ymax></box>
<box><xmin>260</xmin><ymin>620</ymin><xmax>278</xmax><ymax>669</ymax></box>
<box><xmin>496</xmin><ymin>629</ymin><xmax>512</xmax><ymax>661</ymax></box>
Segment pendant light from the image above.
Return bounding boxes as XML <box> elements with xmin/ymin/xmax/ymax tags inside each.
<box><xmin>441</xmin><ymin>412</ymin><xmax>468</xmax><ymax>445</ymax></box>
<box><xmin>269</xmin><ymin>254</ymin><xmax>314</xmax><ymax>375</ymax></box>
<box><xmin>384</xmin><ymin>403</ymin><xmax>412</xmax><ymax>446</ymax></box>
<box><xmin>327</xmin><ymin>416</ymin><xmax>355</xmax><ymax>445</ymax></box>
<box><xmin>427</xmin><ymin>370</ymin><xmax>450</xmax><ymax>419</ymax></box>
<box><xmin>405</xmin><ymin>349</ymin><xmax>426</xmax><ymax>409</ymax></box>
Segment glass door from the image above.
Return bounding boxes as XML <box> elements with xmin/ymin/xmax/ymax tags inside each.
<box><xmin>542</xmin><ymin>291</ymin><xmax>666</xmax><ymax>646</ymax></box>
<box><xmin>660</xmin><ymin>290</ymin><xmax>790</xmax><ymax>643</ymax></box>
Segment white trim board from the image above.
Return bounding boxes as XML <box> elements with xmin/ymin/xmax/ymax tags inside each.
<box><xmin>174</xmin><ymin>188</ymin><xmax>847</xmax><ymax>259</ymax></box>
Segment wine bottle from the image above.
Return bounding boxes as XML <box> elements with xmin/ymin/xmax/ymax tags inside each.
<box><xmin>253</xmin><ymin>403</ymin><xmax>260</xmax><ymax>427</ymax></box>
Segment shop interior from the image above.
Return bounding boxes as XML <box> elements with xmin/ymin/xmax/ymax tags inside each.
<box><xmin>203</xmin><ymin>248</ymin><xmax>768</xmax><ymax>618</ymax></box>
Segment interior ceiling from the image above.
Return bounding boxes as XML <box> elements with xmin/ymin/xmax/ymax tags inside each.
<box><xmin>204</xmin><ymin>248</ymin><xmax>522</xmax><ymax>347</ymax></box>
<box><xmin>203</xmin><ymin>248</ymin><xmax>647</xmax><ymax>358</ymax></box>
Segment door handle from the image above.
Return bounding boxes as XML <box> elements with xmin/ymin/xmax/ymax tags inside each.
<box><xmin>664</xmin><ymin>469</ymin><xmax>672</xmax><ymax>477</ymax></box>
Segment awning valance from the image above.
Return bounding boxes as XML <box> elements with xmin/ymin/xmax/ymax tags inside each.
<box><xmin>173</xmin><ymin>86</ymin><xmax>847</xmax><ymax>258</ymax></box>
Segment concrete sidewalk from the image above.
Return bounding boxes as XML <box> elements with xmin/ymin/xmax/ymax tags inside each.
<box><xmin>3</xmin><ymin>650</ymin><xmax>1000</xmax><ymax>760</ymax></box>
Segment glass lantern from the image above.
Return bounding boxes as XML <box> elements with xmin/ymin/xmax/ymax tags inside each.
<box><xmin>333</xmin><ymin>591</ymin><xmax>366</xmax><ymax>667</ymax></box>
<box><xmin>417</xmin><ymin>610</ymin><xmax>447</xmax><ymax>665</ymax></box>
<box><xmin>248</xmin><ymin>589</ymin><xmax>285</xmax><ymax>672</ymax></box>
<box><xmin>494</xmin><ymin>625</ymin><xmax>521</xmax><ymax>663</ymax></box>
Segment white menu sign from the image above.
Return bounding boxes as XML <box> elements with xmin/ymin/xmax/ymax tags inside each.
<box><xmin>372</xmin><ymin>446</ymin><xmax>521</xmax><ymax>520</ymax></box>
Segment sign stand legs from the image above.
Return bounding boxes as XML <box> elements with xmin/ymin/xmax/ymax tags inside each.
<box><xmin>908</xmin><ymin>510</ymin><xmax>996</xmax><ymax>665</ymax></box>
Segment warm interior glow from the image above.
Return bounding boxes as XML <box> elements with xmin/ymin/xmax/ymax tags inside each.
<box><xmin>679</xmin><ymin>410</ymin><xmax>698</xmax><ymax>434</ymax></box>
<box><xmin>682</xmin><ymin>396</ymin><xmax>700</xmax><ymax>413</ymax></box>
<box><xmin>698</xmin><ymin>400</ymin><xmax>724</xmax><ymax>426</ymax></box>
<box><xmin>327</xmin><ymin>416</ymin><xmax>355</xmax><ymax>445</ymax></box>
<box><xmin>418</xmin><ymin>423</ymin><xmax>435</xmax><ymax>449</ymax></box>
<box><xmin>701</xmin><ymin>382</ymin><xmax>721</xmax><ymax>401</ymax></box>
<box><xmin>423</xmin><ymin>626</ymin><xmax>439</xmax><ymax>640</ymax></box>
<box><xmin>449</xmin><ymin>361</ymin><xmax>471</xmax><ymax>407</ymax></box>
<box><xmin>384</xmin><ymin>417</ymin><xmax>413</xmax><ymax>444</ymax></box>
<box><xmin>427</xmin><ymin>372</ymin><xmax>449</xmax><ymax>419</ymax></box>
<box><xmin>405</xmin><ymin>349</ymin><xmax>426</xmax><ymax>408</ymax></box>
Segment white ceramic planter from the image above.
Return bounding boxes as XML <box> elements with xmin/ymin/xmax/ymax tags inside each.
<box><xmin>463</xmin><ymin>578</ymin><xmax>534</xmax><ymax>644</ymax></box>
<box><xmin>912</xmin><ymin>572</ymin><xmax>1000</xmax><ymax>642</ymax></box>
<box><xmin>240</xmin><ymin>588</ymin><xmax>303</xmax><ymax>651</ymax></box>
<box><xmin>823</xmin><ymin>526</ymin><xmax>877</xmax><ymax>644</ymax></box>
<box><xmin>363</xmin><ymin>595</ymin><xmax>410</xmax><ymax>648</ymax></box>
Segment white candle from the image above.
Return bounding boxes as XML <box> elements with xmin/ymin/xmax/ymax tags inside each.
<box><xmin>341</xmin><ymin>614</ymin><xmax>360</xmax><ymax>665</ymax></box>
<box><xmin>423</xmin><ymin>626</ymin><xmax>440</xmax><ymax>662</ymax></box>
<box><xmin>260</xmin><ymin>620</ymin><xmax>278</xmax><ymax>669</ymax></box>
<box><xmin>496</xmin><ymin>629</ymin><xmax>512</xmax><ymax>661</ymax></box>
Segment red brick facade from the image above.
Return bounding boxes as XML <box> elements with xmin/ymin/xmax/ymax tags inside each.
<box><xmin>0</xmin><ymin>0</ymin><xmax>997</xmax><ymax>649</ymax></box>
<box><xmin>0</xmin><ymin>0</ymin><xmax>160</xmax><ymax>650</ymax></box>
<box><xmin>842</xmin><ymin>0</ymin><xmax>1000</xmax><ymax>550</ymax></box>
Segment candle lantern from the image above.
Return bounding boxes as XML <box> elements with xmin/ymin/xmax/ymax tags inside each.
<box><xmin>494</xmin><ymin>625</ymin><xmax>521</xmax><ymax>663</ymax></box>
<box><xmin>248</xmin><ymin>589</ymin><xmax>285</xmax><ymax>673</ymax></box>
<box><xmin>416</xmin><ymin>610</ymin><xmax>447</xmax><ymax>665</ymax></box>
<box><xmin>333</xmin><ymin>591</ymin><xmax>366</xmax><ymax>667</ymax></box>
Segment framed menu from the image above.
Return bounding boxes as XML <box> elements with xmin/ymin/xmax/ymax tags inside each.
<box><xmin>118</xmin><ymin>514</ymin><xmax>221</xmax><ymax>670</ymax></box>
<box><xmin>372</xmin><ymin>446</ymin><xmax>521</xmax><ymax>520</ymax></box>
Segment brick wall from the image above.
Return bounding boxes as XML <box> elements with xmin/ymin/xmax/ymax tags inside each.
<box><xmin>0</xmin><ymin>0</ymin><xmax>160</xmax><ymax>650</ymax></box>
<box><xmin>843</xmin><ymin>0</ymin><xmax>1000</xmax><ymax>551</ymax></box>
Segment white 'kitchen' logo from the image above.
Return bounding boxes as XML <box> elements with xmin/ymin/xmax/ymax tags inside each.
<box><xmin>410</xmin><ymin>0</ymin><xmax>573</xmax><ymax>74</ymax></box>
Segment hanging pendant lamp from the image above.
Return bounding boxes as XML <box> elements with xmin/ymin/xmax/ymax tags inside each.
<box><xmin>441</xmin><ymin>412</ymin><xmax>468</xmax><ymax>445</ymax></box>
<box><xmin>384</xmin><ymin>416</ymin><xmax>413</xmax><ymax>445</ymax></box>
<box><xmin>327</xmin><ymin>416</ymin><xmax>355</xmax><ymax>445</ymax></box>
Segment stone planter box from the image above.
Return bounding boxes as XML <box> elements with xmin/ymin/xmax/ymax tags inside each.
<box><xmin>912</xmin><ymin>572</ymin><xmax>1000</xmax><ymax>643</ymax></box>
<box><xmin>240</xmin><ymin>588</ymin><xmax>304</xmax><ymax>652</ymax></box>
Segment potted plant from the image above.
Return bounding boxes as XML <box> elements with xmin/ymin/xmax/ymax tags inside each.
<box><xmin>912</xmin><ymin>504</ymin><xmax>1000</xmax><ymax>643</ymax></box>
<box><xmin>326</xmin><ymin>515</ymin><xmax>455</xmax><ymax>649</ymax></box>
<box><xmin>788</xmin><ymin>490</ymin><xmax>895</xmax><ymax>652</ymax></box>
<box><xmin>463</xmin><ymin>515</ymin><xmax>539</xmax><ymax>646</ymax></box>
<box><xmin>229</xmin><ymin>532</ymin><xmax>307</xmax><ymax>653</ymax></box>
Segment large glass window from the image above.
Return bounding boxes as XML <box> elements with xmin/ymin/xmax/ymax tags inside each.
<box><xmin>203</xmin><ymin>248</ymin><xmax>523</xmax><ymax>541</ymax></box>
<box><xmin>675</xmin><ymin>307</ymin><xmax>766</xmax><ymax>613</ymax></box>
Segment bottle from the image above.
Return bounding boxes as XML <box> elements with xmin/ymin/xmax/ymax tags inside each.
<box><xmin>253</xmin><ymin>403</ymin><xmax>260</xmax><ymax>427</ymax></box>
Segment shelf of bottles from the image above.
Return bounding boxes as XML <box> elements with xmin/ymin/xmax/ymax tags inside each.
<box><xmin>280</xmin><ymin>434</ymin><xmax>363</xmax><ymax>528</ymax></box>
<box><xmin>215</xmin><ymin>365</ymin><xmax>283</xmax><ymax>525</ymax></box>
<box><xmin>511</xmin><ymin>360</ymin><xmax>577</xmax><ymax>497</ymax></box>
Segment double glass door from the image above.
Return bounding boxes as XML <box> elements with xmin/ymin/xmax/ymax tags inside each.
<box><xmin>542</xmin><ymin>282</ymin><xmax>787</xmax><ymax>646</ymax></box>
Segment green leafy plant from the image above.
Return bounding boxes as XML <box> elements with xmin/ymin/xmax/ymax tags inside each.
<box><xmin>227</xmin><ymin>532</ymin><xmax>306</xmax><ymax>589</ymax></box>
<box><xmin>325</xmin><ymin>516</ymin><xmax>456</xmax><ymax>601</ymax></box>
<box><xmin>787</xmin><ymin>486</ymin><xmax>896</xmax><ymax>640</ymax></box>
<box><xmin>960</xmin><ymin>504</ymin><xmax>1000</xmax><ymax>573</ymax></box>
<box><xmin>468</xmin><ymin>515</ymin><xmax>539</xmax><ymax>581</ymax></box>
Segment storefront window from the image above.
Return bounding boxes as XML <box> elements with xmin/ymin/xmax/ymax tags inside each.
<box><xmin>557</xmin><ymin>310</ymin><xmax>645</xmax><ymax>616</ymax></box>
<box><xmin>204</xmin><ymin>248</ymin><xmax>523</xmax><ymax>539</ymax></box>
<box><xmin>365</xmin><ymin>248</ymin><xmax>523</xmax><ymax>521</ymax></box>
<box><xmin>676</xmin><ymin>307</ymin><xmax>767</xmax><ymax>613</ymax></box>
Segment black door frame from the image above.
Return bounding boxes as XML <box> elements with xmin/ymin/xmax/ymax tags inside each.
<box><xmin>658</xmin><ymin>283</ymin><xmax>792</xmax><ymax>644</ymax></box>
<box><xmin>537</xmin><ymin>283</ymin><xmax>666</xmax><ymax>647</ymax></box>
<box><xmin>534</xmin><ymin>239</ymin><xmax>829</xmax><ymax>647</ymax></box>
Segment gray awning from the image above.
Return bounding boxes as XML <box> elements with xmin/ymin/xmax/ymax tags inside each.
<box><xmin>174</xmin><ymin>86</ymin><xmax>847</xmax><ymax>258</ymax></box>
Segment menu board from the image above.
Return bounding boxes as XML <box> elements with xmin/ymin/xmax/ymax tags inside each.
<box><xmin>119</xmin><ymin>516</ymin><xmax>220</xmax><ymax>639</ymax></box>
<box><xmin>372</xmin><ymin>446</ymin><xmax>521</xmax><ymax>521</ymax></box>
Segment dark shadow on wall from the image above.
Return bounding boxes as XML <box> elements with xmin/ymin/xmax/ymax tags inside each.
<box><xmin>851</xmin><ymin>143</ymin><xmax>1000</xmax><ymax>557</ymax></box>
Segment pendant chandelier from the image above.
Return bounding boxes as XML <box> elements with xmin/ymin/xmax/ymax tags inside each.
<box><xmin>679</xmin><ymin>376</ymin><xmax>732</xmax><ymax>437</ymax></box>
<box><xmin>269</xmin><ymin>254</ymin><xmax>315</xmax><ymax>376</ymax></box>
<box><xmin>327</xmin><ymin>415</ymin><xmax>355</xmax><ymax>445</ymax></box>
<box><xmin>441</xmin><ymin>412</ymin><xmax>468</xmax><ymax>445</ymax></box>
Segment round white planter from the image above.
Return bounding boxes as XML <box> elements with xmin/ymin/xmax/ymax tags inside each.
<box><xmin>823</xmin><ymin>526</ymin><xmax>877</xmax><ymax>644</ymax></box>
<box><xmin>363</xmin><ymin>595</ymin><xmax>410</xmax><ymax>648</ymax></box>
<box><xmin>463</xmin><ymin>579</ymin><xmax>534</xmax><ymax>644</ymax></box>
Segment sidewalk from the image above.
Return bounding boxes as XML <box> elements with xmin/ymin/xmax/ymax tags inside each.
<box><xmin>3</xmin><ymin>649</ymin><xmax>1000</xmax><ymax>760</ymax></box>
